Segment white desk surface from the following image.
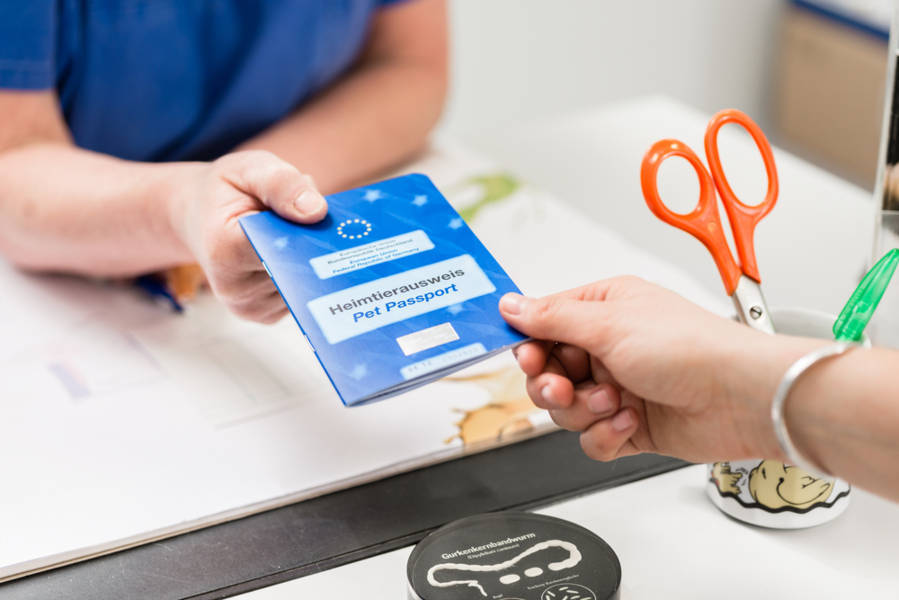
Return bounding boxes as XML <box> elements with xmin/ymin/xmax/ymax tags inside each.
<box><xmin>238</xmin><ymin>97</ymin><xmax>899</xmax><ymax>599</ymax></box>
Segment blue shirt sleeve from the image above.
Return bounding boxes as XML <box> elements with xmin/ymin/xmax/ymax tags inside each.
<box><xmin>0</xmin><ymin>1</ymin><xmax>56</xmax><ymax>89</ymax></box>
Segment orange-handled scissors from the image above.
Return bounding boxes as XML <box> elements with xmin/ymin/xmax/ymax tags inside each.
<box><xmin>640</xmin><ymin>109</ymin><xmax>778</xmax><ymax>334</ymax></box>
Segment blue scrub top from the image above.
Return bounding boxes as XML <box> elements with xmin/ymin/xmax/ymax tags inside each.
<box><xmin>0</xmin><ymin>0</ymin><xmax>405</xmax><ymax>162</ymax></box>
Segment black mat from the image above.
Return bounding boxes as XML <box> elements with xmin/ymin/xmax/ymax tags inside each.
<box><xmin>2</xmin><ymin>431</ymin><xmax>688</xmax><ymax>600</ymax></box>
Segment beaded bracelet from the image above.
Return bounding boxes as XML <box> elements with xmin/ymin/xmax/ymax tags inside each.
<box><xmin>770</xmin><ymin>342</ymin><xmax>858</xmax><ymax>478</ymax></box>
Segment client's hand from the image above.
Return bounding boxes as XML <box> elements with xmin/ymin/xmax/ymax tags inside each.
<box><xmin>168</xmin><ymin>150</ymin><xmax>327</xmax><ymax>323</ymax></box>
<box><xmin>499</xmin><ymin>276</ymin><xmax>811</xmax><ymax>464</ymax></box>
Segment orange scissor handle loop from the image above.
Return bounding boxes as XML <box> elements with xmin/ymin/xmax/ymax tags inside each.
<box><xmin>704</xmin><ymin>109</ymin><xmax>779</xmax><ymax>284</ymax></box>
<box><xmin>640</xmin><ymin>139</ymin><xmax>742</xmax><ymax>295</ymax></box>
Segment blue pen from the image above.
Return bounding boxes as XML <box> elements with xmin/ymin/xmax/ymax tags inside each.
<box><xmin>134</xmin><ymin>274</ymin><xmax>184</xmax><ymax>313</ymax></box>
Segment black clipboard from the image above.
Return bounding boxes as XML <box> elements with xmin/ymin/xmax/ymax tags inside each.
<box><xmin>1</xmin><ymin>431</ymin><xmax>687</xmax><ymax>599</ymax></box>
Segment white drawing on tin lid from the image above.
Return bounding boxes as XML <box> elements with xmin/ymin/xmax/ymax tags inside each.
<box><xmin>426</xmin><ymin>539</ymin><xmax>582</xmax><ymax>598</ymax></box>
<box><xmin>541</xmin><ymin>582</ymin><xmax>597</xmax><ymax>600</ymax></box>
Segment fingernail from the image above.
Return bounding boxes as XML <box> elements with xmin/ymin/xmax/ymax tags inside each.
<box><xmin>295</xmin><ymin>190</ymin><xmax>325</xmax><ymax>216</ymax></box>
<box><xmin>586</xmin><ymin>388</ymin><xmax>613</xmax><ymax>414</ymax></box>
<box><xmin>500</xmin><ymin>293</ymin><xmax>525</xmax><ymax>315</ymax></box>
<box><xmin>540</xmin><ymin>385</ymin><xmax>554</xmax><ymax>406</ymax></box>
<box><xmin>611</xmin><ymin>410</ymin><xmax>634</xmax><ymax>432</ymax></box>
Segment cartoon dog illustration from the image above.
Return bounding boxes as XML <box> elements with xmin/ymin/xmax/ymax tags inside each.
<box><xmin>748</xmin><ymin>459</ymin><xmax>833</xmax><ymax>510</ymax></box>
<box><xmin>711</xmin><ymin>460</ymin><xmax>836</xmax><ymax>511</ymax></box>
<box><xmin>427</xmin><ymin>540</ymin><xmax>581</xmax><ymax>597</ymax></box>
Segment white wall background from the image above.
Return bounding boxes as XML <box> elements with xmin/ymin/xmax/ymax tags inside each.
<box><xmin>440</xmin><ymin>0</ymin><xmax>784</xmax><ymax>144</ymax></box>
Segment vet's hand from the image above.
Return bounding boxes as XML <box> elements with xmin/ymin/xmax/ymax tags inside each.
<box><xmin>169</xmin><ymin>150</ymin><xmax>327</xmax><ymax>322</ymax></box>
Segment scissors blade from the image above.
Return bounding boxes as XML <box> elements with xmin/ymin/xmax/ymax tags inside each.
<box><xmin>731</xmin><ymin>276</ymin><xmax>775</xmax><ymax>334</ymax></box>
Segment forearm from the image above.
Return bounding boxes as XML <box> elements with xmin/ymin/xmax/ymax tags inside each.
<box><xmin>787</xmin><ymin>345</ymin><xmax>899</xmax><ymax>499</ymax></box>
<box><xmin>237</xmin><ymin>50</ymin><xmax>446</xmax><ymax>194</ymax></box>
<box><xmin>736</xmin><ymin>334</ymin><xmax>899</xmax><ymax>500</ymax></box>
<box><xmin>0</xmin><ymin>143</ymin><xmax>192</xmax><ymax>276</ymax></box>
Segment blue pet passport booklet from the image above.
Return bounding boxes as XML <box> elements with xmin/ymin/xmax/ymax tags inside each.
<box><xmin>239</xmin><ymin>173</ymin><xmax>527</xmax><ymax>406</ymax></box>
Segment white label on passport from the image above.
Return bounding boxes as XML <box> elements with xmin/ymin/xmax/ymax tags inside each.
<box><xmin>306</xmin><ymin>255</ymin><xmax>494</xmax><ymax>344</ymax></box>
<box><xmin>396</xmin><ymin>322</ymin><xmax>459</xmax><ymax>356</ymax></box>
<box><xmin>309</xmin><ymin>229</ymin><xmax>434</xmax><ymax>279</ymax></box>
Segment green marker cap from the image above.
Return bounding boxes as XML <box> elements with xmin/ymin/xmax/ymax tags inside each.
<box><xmin>833</xmin><ymin>248</ymin><xmax>899</xmax><ymax>342</ymax></box>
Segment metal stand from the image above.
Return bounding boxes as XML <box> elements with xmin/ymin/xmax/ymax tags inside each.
<box><xmin>872</xmin><ymin>5</ymin><xmax>899</xmax><ymax>347</ymax></box>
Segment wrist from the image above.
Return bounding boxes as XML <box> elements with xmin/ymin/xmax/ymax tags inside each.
<box><xmin>156</xmin><ymin>161</ymin><xmax>204</xmax><ymax>264</ymax></box>
<box><xmin>771</xmin><ymin>342</ymin><xmax>860</xmax><ymax>475</ymax></box>
<box><xmin>722</xmin><ymin>329</ymin><xmax>824</xmax><ymax>461</ymax></box>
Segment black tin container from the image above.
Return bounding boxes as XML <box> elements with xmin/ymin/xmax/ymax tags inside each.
<box><xmin>407</xmin><ymin>512</ymin><xmax>620</xmax><ymax>600</ymax></box>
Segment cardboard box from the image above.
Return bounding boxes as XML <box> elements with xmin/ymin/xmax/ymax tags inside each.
<box><xmin>774</xmin><ymin>4</ymin><xmax>889</xmax><ymax>187</ymax></box>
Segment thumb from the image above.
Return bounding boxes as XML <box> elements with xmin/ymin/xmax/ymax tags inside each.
<box><xmin>223</xmin><ymin>150</ymin><xmax>328</xmax><ymax>223</ymax></box>
<box><xmin>499</xmin><ymin>292</ymin><xmax>608</xmax><ymax>352</ymax></box>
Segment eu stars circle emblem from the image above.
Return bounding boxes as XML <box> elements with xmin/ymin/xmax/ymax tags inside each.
<box><xmin>337</xmin><ymin>218</ymin><xmax>372</xmax><ymax>240</ymax></box>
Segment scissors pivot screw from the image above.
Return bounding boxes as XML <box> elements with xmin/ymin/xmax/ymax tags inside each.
<box><xmin>749</xmin><ymin>306</ymin><xmax>763</xmax><ymax>320</ymax></box>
